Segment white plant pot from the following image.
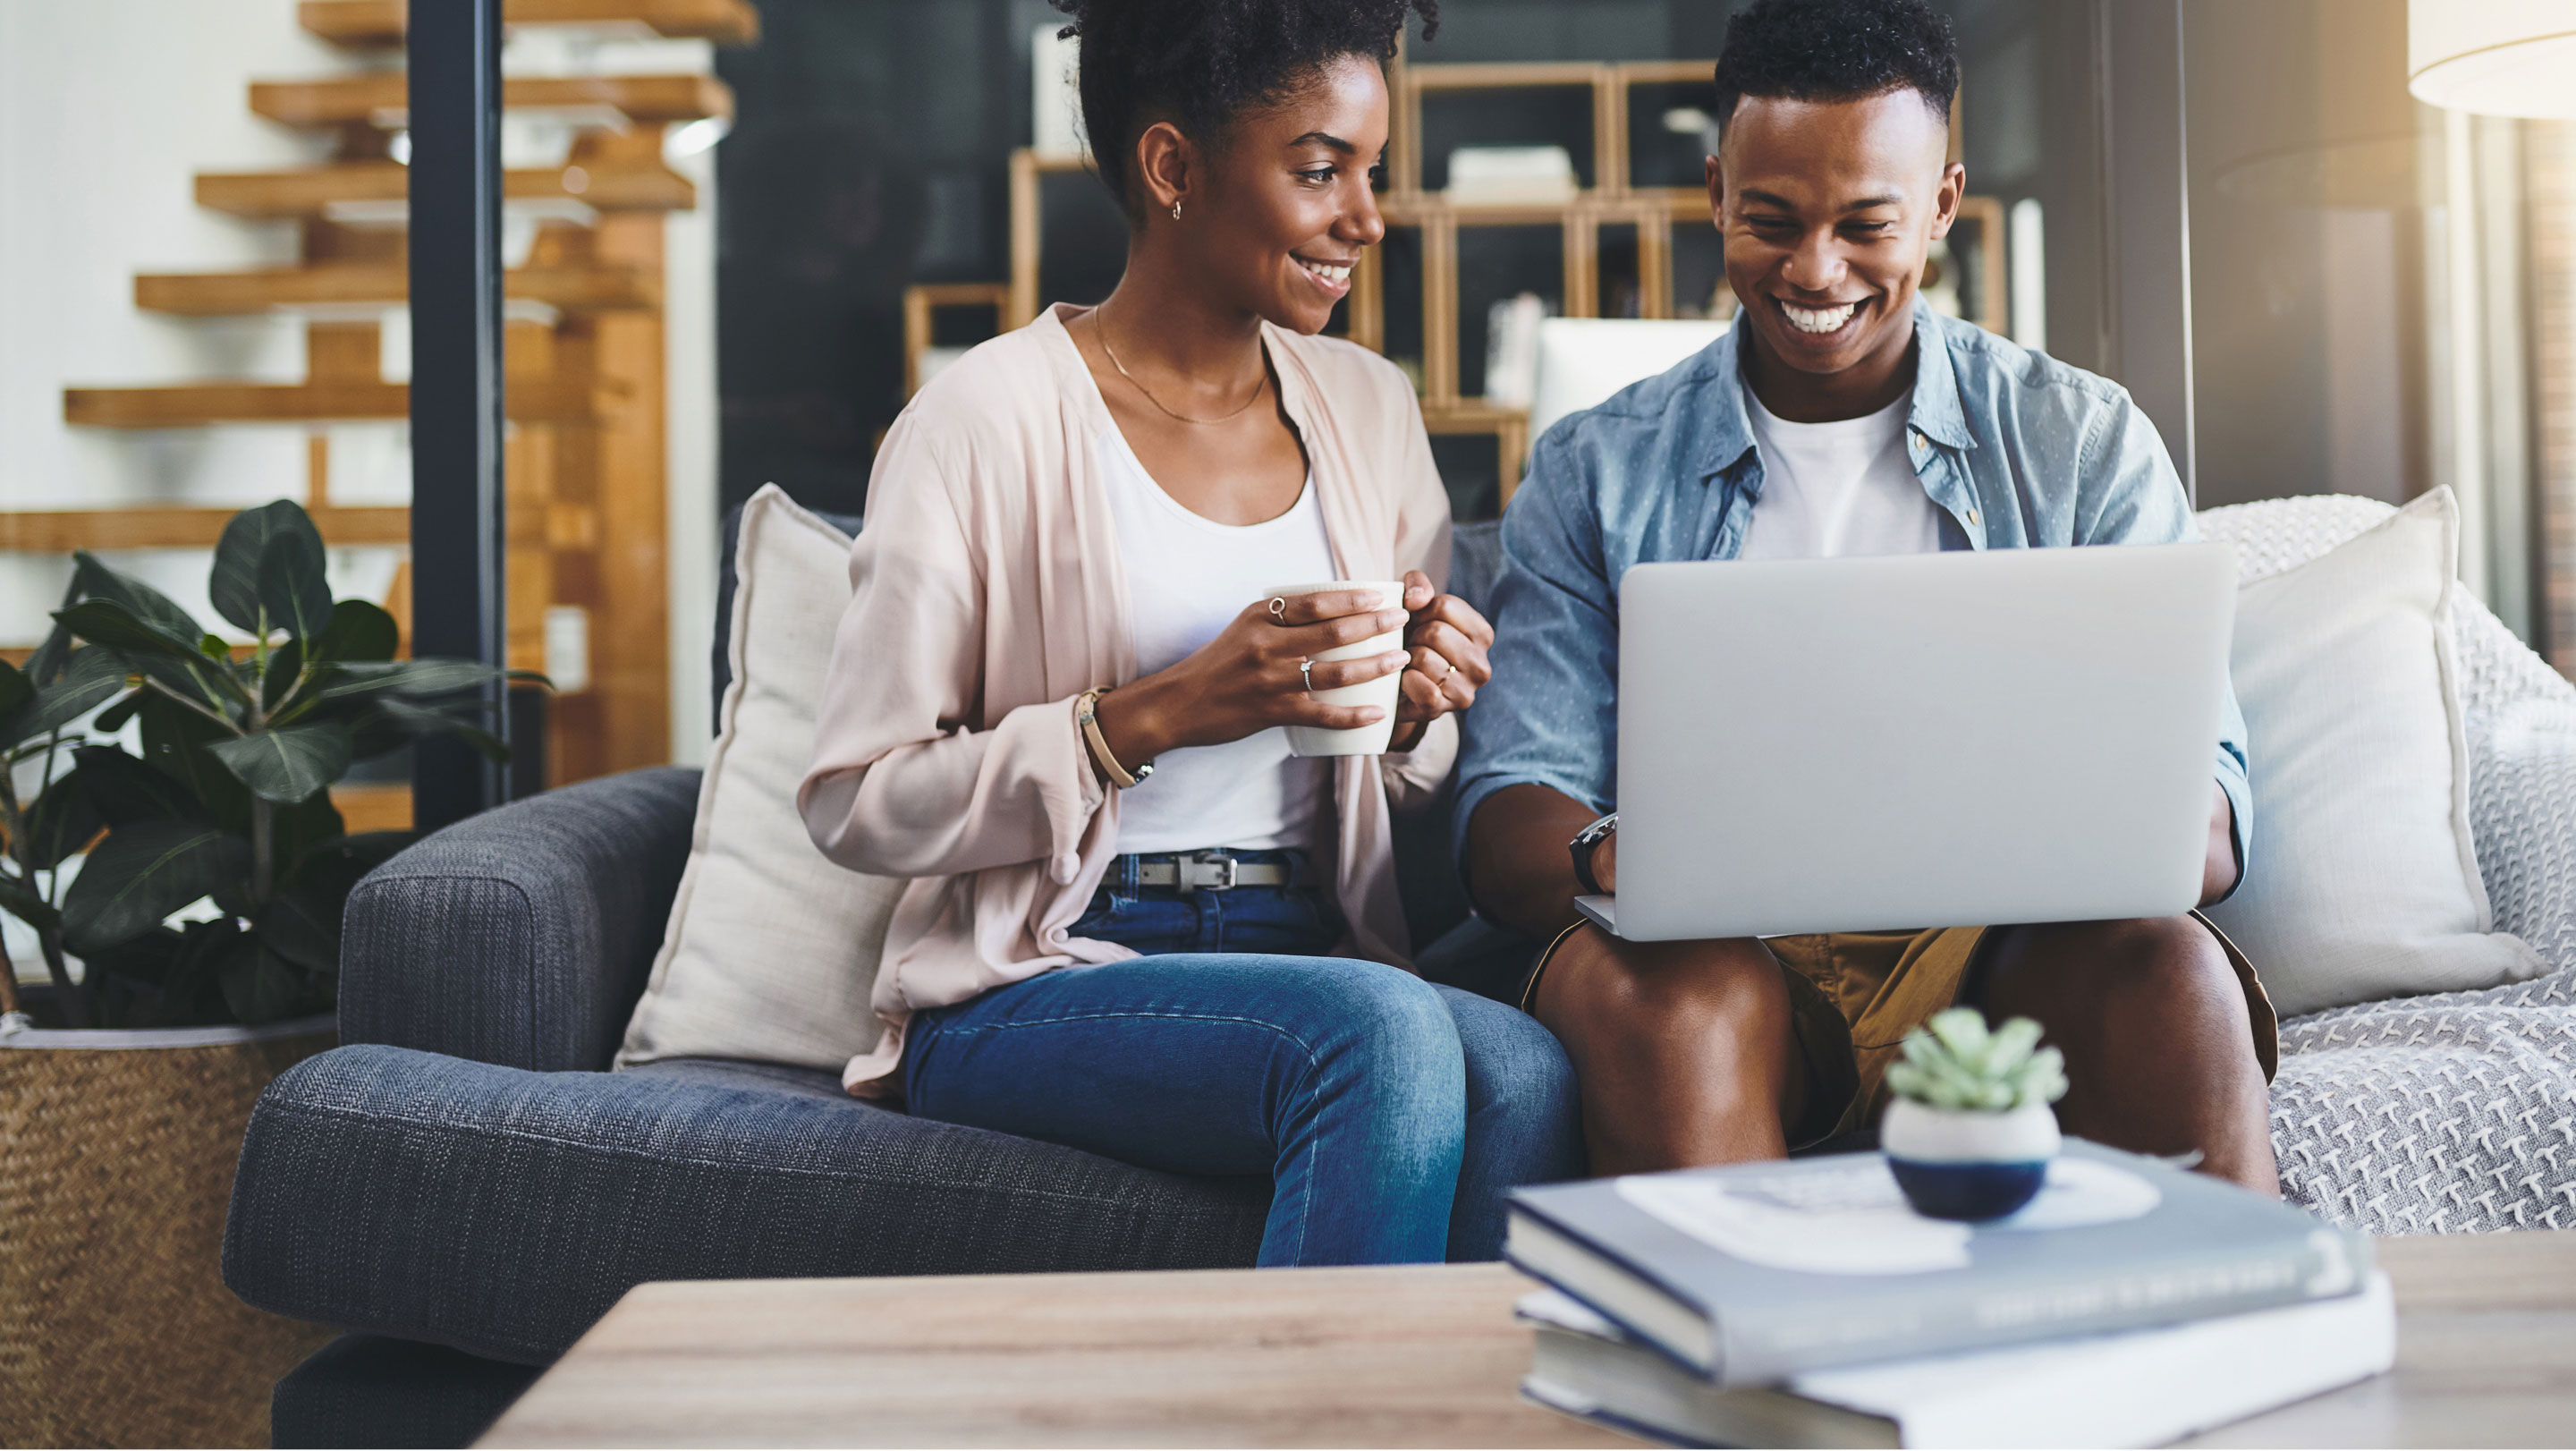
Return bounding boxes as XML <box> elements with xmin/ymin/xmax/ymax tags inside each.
<box><xmin>1882</xmin><ymin>1099</ymin><xmax>2061</xmax><ymax>1222</ymax></box>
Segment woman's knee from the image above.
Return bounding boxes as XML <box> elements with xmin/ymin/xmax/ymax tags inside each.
<box><xmin>1280</xmin><ymin>959</ymin><xmax>1465</xmax><ymax>1102</ymax></box>
<box><xmin>1437</xmin><ymin>985</ymin><xmax>1577</xmax><ymax>1116</ymax></box>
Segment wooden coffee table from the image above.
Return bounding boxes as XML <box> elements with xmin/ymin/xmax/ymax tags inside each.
<box><xmin>480</xmin><ymin>1230</ymin><xmax>2576</xmax><ymax>1447</ymax></box>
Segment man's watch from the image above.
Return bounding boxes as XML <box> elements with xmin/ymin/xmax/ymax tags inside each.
<box><xmin>1569</xmin><ymin>811</ymin><xmax>1619</xmax><ymax>895</ymax></box>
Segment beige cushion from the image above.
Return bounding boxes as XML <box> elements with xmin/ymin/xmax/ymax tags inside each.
<box><xmin>2204</xmin><ymin>488</ymin><xmax>2544</xmax><ymax>1017</ymax></box>
<box><xmin>615</xmin><ymin>486</ymin><xmax>896</xmax><ymax>1072</ymax></box>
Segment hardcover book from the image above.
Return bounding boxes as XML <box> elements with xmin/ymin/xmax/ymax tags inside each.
<box><xmin>1517</xmin><ymin>1277</ymin><xmax>2396</xmax><ymax>1448</ymax></box>
<box><xmin>1505</xmin><ymin>1141</ymin><xmax>2371</xmax><ymax>1385</ymax></box>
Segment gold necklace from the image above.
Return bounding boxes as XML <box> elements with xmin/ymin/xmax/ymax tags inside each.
<box><xmin>1093</xmin><ymin>304</ymin><xmax>1268</xmax><ymax>426</ymax></box>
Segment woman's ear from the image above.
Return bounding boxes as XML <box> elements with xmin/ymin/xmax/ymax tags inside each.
<box><xmin>1136</xmin><ymin>120</ymin><xmax>1194</xmax><ymax>218</ymax></box>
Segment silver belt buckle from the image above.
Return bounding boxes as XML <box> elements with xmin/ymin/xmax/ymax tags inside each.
<box><xmin>1182</xmin><ymin>849</ymin><xmax>1237</xmax><ymax>894</ymax></box>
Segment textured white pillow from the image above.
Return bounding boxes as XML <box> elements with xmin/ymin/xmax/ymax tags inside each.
<box><xmin>2204</xmin><ymin>488</ymin><xmax>2544</xmax><ymax>1017</ymax></box>
<box><xmin>616</xmin><ymin>485</ymin><xmax>898</xmax><ymax>1072</ymax></box>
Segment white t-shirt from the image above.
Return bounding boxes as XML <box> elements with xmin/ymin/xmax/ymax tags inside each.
<box><xmin>1735</xmin><ymin>389</ymin><xmax>1946</xmax><ymax>560</ymax></box>
<box><xmin>1098</xmin><ymin>424</ymin><xmax>1337</xmax><ymax>856</ymax></box>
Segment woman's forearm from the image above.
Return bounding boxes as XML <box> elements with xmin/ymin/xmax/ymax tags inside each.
<box><xmin>802</xmin><ymin>696</ymin><xmax>1099</xmax><ymax>881</ymax></box>
<box><xmin>1089</xmin><ymin>673</ymin><xmax>1186</xmax><ymax>776</ymax></box>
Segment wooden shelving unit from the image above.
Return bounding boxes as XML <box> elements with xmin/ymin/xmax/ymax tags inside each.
<box><xmin>37</xmin><ymin>4</ymin><xmax>761</xmax><ymax>804</ymax></box>
<box><xmin>916</xmin><ymin>51</ymin><xmax>2012</xmax><ymax>519</ymax></box>
<box><xmin>903</xmin><ymin>284</ymin><xmax>1010</xmax><ymax>397</ymax></box>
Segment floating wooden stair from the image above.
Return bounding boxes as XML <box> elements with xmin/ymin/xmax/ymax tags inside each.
<box><xmin>300</xmin><ymin>0</ymin><xmax>760</xmax><ymax>48</ymax></box>
<box><xmin>67</xmin><ymin>318</ymin><xmax>621</xmax><ymax>427</ymax></box>
<box><xmin>64</xmin><ymin>378</ymin><xmax>613</xmax><ymax>428</ymax></box>
<box><xmin>329</xmin><ymin>784</ymin><xmax>413</xmax><ymax>834</ymax></box>
<box><xmin>195</xmin><ymin>160</ymin><xmax>695</xmax><ymax>218</ymax></box>
<box><xmin>250</xmin><ymin>73</ymin><xmax>733</xmax><ymax>130</ymax></box>
<box><xmin>134</xmin><ymin>263</ymin><xmax>660</xmax><ymax>316</ymax></box>
<box><xmin>0</xmin><ymin>506</ymin><xmax>410</xmax><ymax>552</ymax></box>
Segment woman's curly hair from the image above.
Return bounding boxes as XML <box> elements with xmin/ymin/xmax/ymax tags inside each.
<box><xmin>1052</xmin><ymin>0</ymin><xmax>1438</xmax><ymax>218</ymax></box>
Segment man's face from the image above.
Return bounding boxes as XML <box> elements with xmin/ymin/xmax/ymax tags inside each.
<box><xmin>1706</xmin><ymin>89</ymin><xmax>1962</xmax><ymax>381</ymax></box>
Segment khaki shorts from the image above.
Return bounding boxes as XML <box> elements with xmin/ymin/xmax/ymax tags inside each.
<box><xmin>1521</xmin><ymin>913</ymin><xmax>2276</xmax><ymax>1150</ymax></box>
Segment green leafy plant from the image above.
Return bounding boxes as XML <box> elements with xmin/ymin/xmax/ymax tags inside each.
<box><xmin>1885</xmin><ymin>1007</ymin><xmax>2070</xmax><ymax>1112</ymax></box>
<box><xmin>0</xmin><ymin>500</ymin><xmax>530</xmax><ymax>1031</ymax></box>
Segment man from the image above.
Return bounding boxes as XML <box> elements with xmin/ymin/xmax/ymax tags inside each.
<box><xmin>1456</xmin><ymin>0</ymin><xmax>2277</xmax><ymax>1192</ymax></box>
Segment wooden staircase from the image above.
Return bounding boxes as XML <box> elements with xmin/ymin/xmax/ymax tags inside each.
<box><xmin>43</xmin><ymin>2</ymin><xmax>761</xmax><ymax>808</ymax></box>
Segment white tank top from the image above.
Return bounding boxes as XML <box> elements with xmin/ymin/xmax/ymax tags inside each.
<box><xmin>1098</xmin><ymin>423</ymin><xmax>1338</xmax><ymax>855</ymax></box>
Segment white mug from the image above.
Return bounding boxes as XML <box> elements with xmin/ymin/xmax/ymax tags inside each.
<box><xmin>1266</xmin><ymin>580</ymin><xmax>1407</xmax><ymax>757</ymax></box>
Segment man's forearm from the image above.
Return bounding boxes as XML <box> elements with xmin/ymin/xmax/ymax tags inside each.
<box><xmin>2201</xmin><ymin>781</ymin><xmax>2239</xmax><ymax>906</ymax></box>
<box><xmin>1463</xmin><ymin>782</ymin><xmax>1608</xmax><ymax>940</ymax></box>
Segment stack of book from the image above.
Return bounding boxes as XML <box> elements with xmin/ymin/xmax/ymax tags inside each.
<box><xmin>1505</xmin><ymin>1141</ymin><xmax>2394</xmax><ymax>1448</ymax></box>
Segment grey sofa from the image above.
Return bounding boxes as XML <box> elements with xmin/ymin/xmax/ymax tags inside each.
<box><xmin>228</xmin><ymin>494</ymin><xmax>2576</xmax><ymax>1446</ymax></box>
<box><xmin>222</xmin><ymin>514</ymin><xmax>1510</xmax><ymax>1447</ymax></box>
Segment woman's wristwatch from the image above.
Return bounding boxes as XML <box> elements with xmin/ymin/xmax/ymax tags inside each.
<box><xmin>1077</xmin><ymin>688</ymin><xmax>1154</xmax><ymax>789</ymax></box>
<box><xmin>1569</xmin><ymin>811</ymin><xmax>1618</xmax><ymax>895</ymax></box>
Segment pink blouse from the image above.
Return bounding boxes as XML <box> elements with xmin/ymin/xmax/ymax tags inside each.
<box><xmin>799</xmin><ymin>305</ymin><xmax>1460</xmax><ymax>1095</ymax></box>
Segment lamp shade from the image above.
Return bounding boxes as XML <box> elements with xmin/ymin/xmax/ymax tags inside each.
<box><xmin>2410</xmin><ymin>0</ymin><xmax>2576</xmax><ymax>117</ymax></box>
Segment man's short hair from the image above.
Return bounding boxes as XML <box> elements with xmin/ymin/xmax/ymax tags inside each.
<box><xmin>1710</xmin><ymin>0</ymin><xmax>1959</xmax><ymax>133</ymax></box>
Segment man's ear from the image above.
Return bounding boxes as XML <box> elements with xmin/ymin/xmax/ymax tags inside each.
<box><xmin>1703</xmin><ymin>151</ymin><xmax>1724</xmax><ymax>227</ymax></box>
<box><xmin>1136</xmin><ymin>120</ymin><xmax>1194</xmax><ymax>218</ymax></box>
<box><xmin>1926</xmin><ymin>160</ymin><xmax>1966</xmax><ymax>242</ymax></box>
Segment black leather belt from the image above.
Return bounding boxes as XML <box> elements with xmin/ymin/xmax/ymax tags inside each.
<box><xmin>1128</xmin><ymin>850</ymin><xmax>1306</xmax><ymax>893</ymax></box>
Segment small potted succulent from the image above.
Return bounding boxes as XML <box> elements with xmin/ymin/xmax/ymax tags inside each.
<box><xmin>1882</xmin><ymin>1007</ymin><xmax>2069</xmax><ymax>1221</ymax></box>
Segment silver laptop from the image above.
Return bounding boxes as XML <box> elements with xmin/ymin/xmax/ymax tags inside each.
<box><xmin>1577</xmin><ymin>542</ymin><xmax>2237</xmax><ymax>941</ymax></box>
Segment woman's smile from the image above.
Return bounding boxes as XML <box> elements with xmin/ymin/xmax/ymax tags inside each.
<box><xmin>1293</xmin><ymin>252</ymin><xmax>1357</xmax><ymax>297</ymax></box>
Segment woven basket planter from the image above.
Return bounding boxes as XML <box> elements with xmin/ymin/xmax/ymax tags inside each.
<box><xmin>1</xmin><ymin>1010</ymin><xmax>336</xmax><ymax>1449</ymax></box>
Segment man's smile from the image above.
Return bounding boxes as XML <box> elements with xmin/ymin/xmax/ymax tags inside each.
<box><xmin>1774</xmin><ymin>294</ymin><xmax>1869</xmax><ymax>339</ymax></box>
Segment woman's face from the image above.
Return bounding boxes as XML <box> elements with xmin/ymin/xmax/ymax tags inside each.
<box><xmin>1179</xmin><ymin>55</ymin><xmax>1390</xmax><ymax>335</ymax></box>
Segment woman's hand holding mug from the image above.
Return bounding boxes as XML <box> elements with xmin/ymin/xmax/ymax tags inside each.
<box><xmin>1387</xmin><ymin>568</ymin><xmax>1494</xmax><ymax>749</ymax></box>
<box><xmin>1089</xmin><ymin>572</ymin><xmax>1496</xmax><ymax>775</ymax></box>
<box><xmin>1090</xmin><ymin>586</ymin><xmax>1410</xmax><ymax>770</ymax></box>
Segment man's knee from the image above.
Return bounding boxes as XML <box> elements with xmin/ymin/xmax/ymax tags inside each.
<box><xmin>1538</xmin><ymin>931</ymin><xmax>1789</xmax><ymax>1050</ymax></box>
<box><xmin>1988</xmin><ymin>916</ymin><xmax>2234</xmax><ymax>1008</ymax></box>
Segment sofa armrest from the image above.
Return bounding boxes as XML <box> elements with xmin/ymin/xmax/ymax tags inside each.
<box><xmin>340</xmin><ymin>766</ymin><xmax>701</xmax><ymax>1072</ymax></box>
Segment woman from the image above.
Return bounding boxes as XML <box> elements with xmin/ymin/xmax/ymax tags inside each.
<box><xmin>798</xmin><ymin>0</ymin><xmax>1580</xmax><ymax>1266</ymax></box>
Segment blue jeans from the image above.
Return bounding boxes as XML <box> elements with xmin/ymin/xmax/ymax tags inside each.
<box><xmin>903</xmin><ymin>853</ymin><xmax>1582</xmax><ymax>1266</ymax></box>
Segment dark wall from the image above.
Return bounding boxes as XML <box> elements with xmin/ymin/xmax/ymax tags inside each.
<box><xmin>715</xmin><ymin>0</ymin><xmax>1074</xmax><ymax>519</ymax></box>
<box><xmin>712</xmin><ymin>0</ymin><xmax>2101</xmax><ymax>520</ymax></box>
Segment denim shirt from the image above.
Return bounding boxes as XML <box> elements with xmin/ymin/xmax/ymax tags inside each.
<box><xmin>1454</xmin><ymin>302</ymin><xmax>2251</xmax><ymax>902</ymax></box>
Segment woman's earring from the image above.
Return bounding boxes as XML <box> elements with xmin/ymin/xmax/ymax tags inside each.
<box><xmin>1170</xmin><ymin>199</ymin><xmax>1182</xmax><ymax>220</ymax></box>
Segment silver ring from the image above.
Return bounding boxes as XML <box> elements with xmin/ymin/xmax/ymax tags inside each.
<box><xmin>1300</xmin><ymin>658</ymin><xmax>1314</xmax><ymax>692</ymax></box>
<box><xmin>1268</xmin><ymin>596</ymin><xmax>1289</xmax><ymax>623</ymax></box>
